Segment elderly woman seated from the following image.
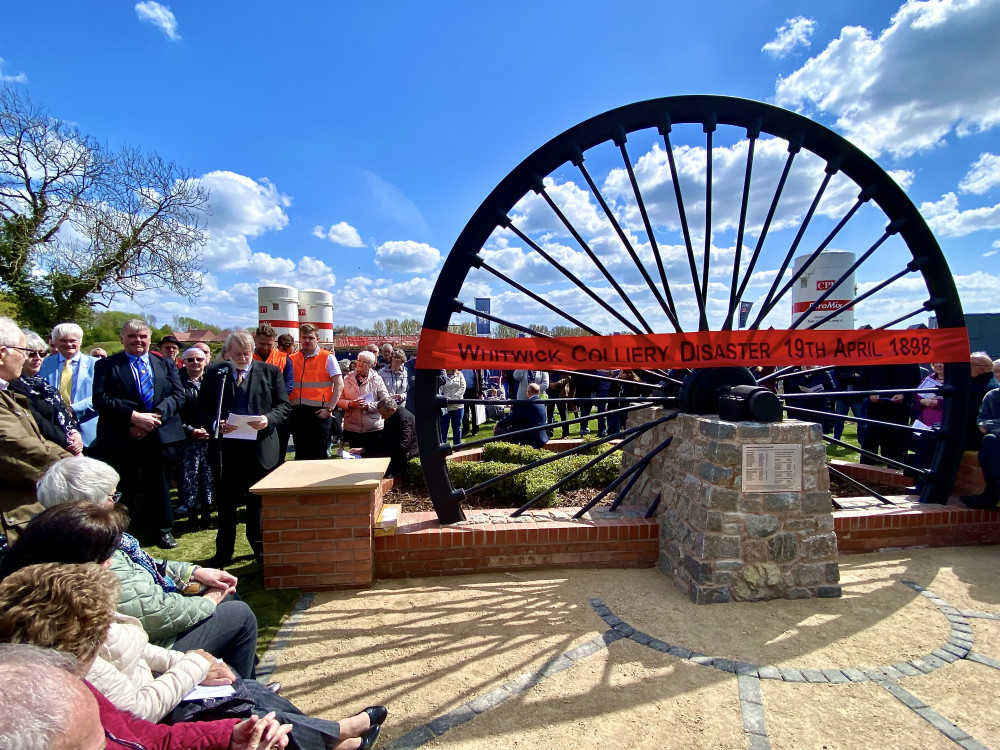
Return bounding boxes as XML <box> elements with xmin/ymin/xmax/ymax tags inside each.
<box><xmin>3</xmin><ymin>472</ymin><xmax>259</xmax><ymax>681</ymax></box>
<box><xmin>0</xmin><ymin>563</ymin><xmax>387</xmax><ymax>750</ymax></box>
<box><xmin>7</xmin><ymin>329</ymin><xmax>83</xmax><ymax>455</ymax></box>
<box><xmin>337</xmin><ymin>351</ymin><xmax>389</xmax><ymax>453</ymax></box>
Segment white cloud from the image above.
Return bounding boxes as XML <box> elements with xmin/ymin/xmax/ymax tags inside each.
<box><xmin>200</xmin><ymin>171</ymin><xmax>290</xmax><ymax>237</ymax></box>
<box><xmin>775</xmin><ymin>0</ymin><xmax>1000</xmax><ymax>157</ymax></box>
<box><xmin>0</xmin><ymin>57</ymin><xmax>26</xmax><ymax>83</ymax></box>
<box><xmin>374</xmin><ymin>240</ymin><xmax>441</xmax><ymax>272</ymax></box>
<box><xmin>135</xmin><ymin>1</ymin><xmax>180</xmax><ymax>41</ymax></box>
<box><xmin>959</xmin><ymin>152</ymin><xmax>1000</xmax><ymax>194</ymax></box>
<box><xmin>313</xmin><ymin>221</ymin><xmax>365</xmax><ymax>247</ymax></box>
<box><xmin>920</xmin><ymin>192</ymin><xmax>1000</xmax><ymax>236</ymax></box>
<box><xmin>762</xmin><ymin>16</ymin><xmax>817</xmax><ymax>58</ymax></box>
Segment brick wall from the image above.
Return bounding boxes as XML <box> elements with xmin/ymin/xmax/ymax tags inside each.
<box><xmin>374</xmin><ymin>511</ymin><xmax>658</xmax><ymax>579</ymax></box>
<box><xmin>261</xmin><ymin>485</ymin><xmax>384</xmax><ymax>590</ymax></box>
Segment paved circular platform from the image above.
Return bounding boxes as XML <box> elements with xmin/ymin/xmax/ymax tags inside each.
<box><xmin>261</xmin><ymin>545</ymin><xmax>1000</xmax><ymax>749</ymax></box>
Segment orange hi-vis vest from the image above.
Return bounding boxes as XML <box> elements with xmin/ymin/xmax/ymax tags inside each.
<box><xmin>289</xmin><ymin>349</ymin><xmax>335</xmax><ymax>407</ymax></box>
<box><xmin>253</xmin><ymin>348</ymin><xmax>288</xmax><ymax>371</ymax></box>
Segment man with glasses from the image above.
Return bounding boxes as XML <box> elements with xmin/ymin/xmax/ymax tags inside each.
<box><xmin>37</xmin><ymin>322</ymin><xmax>99</xmax><ymax>450</ymax></box>
<box><xmin>0</xmin><ymin>317</ymin><xmax>71</xmax><ymax>543</ymax></box>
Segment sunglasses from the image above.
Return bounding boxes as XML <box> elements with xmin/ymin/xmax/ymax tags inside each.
<box><xmin>108</xmin><ymin>491</ymin><xmax>123</xmax><ymax>503</ymax></box>
<box><xmin>185</xmin><ymin>358</ymin><xmax>205</xmax><ymax>363</ymax></box>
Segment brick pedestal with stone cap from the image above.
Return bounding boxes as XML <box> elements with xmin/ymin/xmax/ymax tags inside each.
<box><xmin>620</xmin><ymin>410</ymin><xmax>840</xmax><ymax>603</ymax></box>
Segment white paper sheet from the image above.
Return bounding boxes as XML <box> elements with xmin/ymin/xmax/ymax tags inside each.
<box><xmin>183</xmin><ymin>683</ymin><xmax>236</xmax><ymax>700</ymax></box>
<box><xmin>223</xmin><ymin>413</ymin><xmax>264</xmax><ymax>440</ymax></box>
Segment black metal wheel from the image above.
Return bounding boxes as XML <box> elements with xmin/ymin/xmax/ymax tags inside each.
<box><xmin>416</xmin><ymin>95</ymin><xmax>969</xmax><ymax>524</ymax></box>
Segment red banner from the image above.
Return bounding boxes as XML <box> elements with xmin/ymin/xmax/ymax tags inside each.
<box><xmin>416</xmin><ymin>328</ymin><xmax>970</xmax><ymax>371</ymax></box>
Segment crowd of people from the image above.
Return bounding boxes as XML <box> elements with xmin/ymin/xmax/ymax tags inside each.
<box><xmin>0</xmin><ymin>317</ymin><xmax>421</xmax><ymax>564</ymax></box>
<box><xmin>0</xmin><ymin>313</ymin><xmax>395</xmax><ymax>748</ymax></box>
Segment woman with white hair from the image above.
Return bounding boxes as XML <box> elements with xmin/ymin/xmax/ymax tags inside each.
<box><xmin>0</xmin><ymin>316</ymin><xmax>71</xmax><ymax>543</ymax></box>
<box><xmin>7</xmin><ymin>329</ymin><xmax>82</xmax><ymax>454</ymax></box>
<box><xmin>337</xmin><ymin>350</ymin><xmax>389</xmax><ymax>452</ymax></box>
<box><xmin>33</xmin><ymin>457</ymin><xmax>260</xmax><ymax>679</ymax></box>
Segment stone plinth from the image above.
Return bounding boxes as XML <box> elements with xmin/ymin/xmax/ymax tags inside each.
<box><xmin>620</xmin><ymin>410</ymin><xmax>840</xmax><ymax>603</ymax></box>
<box><xmin>251</xmin><ymin>457</ymin><xmax>390</xmax><ymax>590</ymax></box>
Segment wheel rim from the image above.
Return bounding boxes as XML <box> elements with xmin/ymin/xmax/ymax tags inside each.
<box><xmin>416</xmin><ymin>95</ymin><xmax>969</xmax><ymax>525</ymax></box>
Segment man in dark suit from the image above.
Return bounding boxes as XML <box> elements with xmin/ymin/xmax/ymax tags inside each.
<box><xmin>493</xmin><ymin>382</ymin><xmax>549</xmax><ymax>449</ymax></box>
<box><xmin>92</xmin><ymin>320</ymin><xmax>186</xmax><ymax>548</ymax></box>
<box><xmin>199</xmin><ymin>329</ymin><xmax>291</xmax><ymax>567</ymax></box>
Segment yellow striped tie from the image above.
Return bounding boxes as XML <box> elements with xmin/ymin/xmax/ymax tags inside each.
<box><xmin>60</xmin><ymin>358</ymin><xmax>73</xmax><ymax>405</ymax></box>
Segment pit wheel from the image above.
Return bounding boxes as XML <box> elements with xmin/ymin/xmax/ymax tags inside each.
<box><xmin>416</xmin><ymin>95</ymin><xmax>969</xmax><ymax>524</ymax></box>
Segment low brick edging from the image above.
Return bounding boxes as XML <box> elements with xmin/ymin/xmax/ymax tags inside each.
<box><xmin>374</xmin><ymin>510</ymin><xmax>659</xmax><ymax>579</ymax></box>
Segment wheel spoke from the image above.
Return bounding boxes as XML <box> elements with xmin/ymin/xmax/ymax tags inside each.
<box><xmin>805</xmin><ymin>262</ymin><xmax>921</xmax><ymax>330</ymax></box>
<box><xmin>723</xmin><ymin>119</ymin><xmax>761</xmax><ymax>331</ymax></box>
<box><xmin>573</xmin><ymin>434</ymin><xmax>675</xmax><ymax>518</ymax></box>
<box><xmin>828</xmin><ymin>465</ymin><xmax>895</xmax><ymax>507</ymax></box>
<box><xmin>478</xmin><ymin>260</ymin><xmax>601</xmax><ymax>335</ymax></box>
<box><xmin>617</xmin><ymin>137</ymin><xmax>682</xmax><ymax>331</ymax></box>
<box><xmin>537</xmin><ymin>184</ymin><xmax>654</xmax><ymax>333</ymax></box>
<box><xmin>511</xmin><ymin>427</ymin><xmax>653</xmax><ymax>516</ymax></box>
<box><xmin>733</xmin><ymin>134</ymin><xmax>803</xmax><ymax>327</ymax></box>
<box><xmin>751</xmin><ymin>159</ymin><xmax>840</xmax><ymax>329</ymax></box>
<box><xmin>701</xmin><ymin>114</ymin><xmax>716</xmax><ymax>308</ymax></box>
<box><xmin>658</xmin><ymin>118</ymin><xmax>707</xmax><ymax>330</ymax></box>
<box><xmin>573</xmin><ymin>152</ymin><xmax>678</xmax><ymax>331</ymax></box>
<box><xmin>502</xmin><ymin>217</ymin><xmax>644</xmax><ymax>333</ymax></box>
<box><xmin>788</xmin><ymin>219</ymin><xmax>889</xmax><ymax>329</ymax></box>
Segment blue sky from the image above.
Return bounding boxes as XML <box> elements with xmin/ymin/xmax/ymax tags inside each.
<box><xmin>2</xmin><ymin>0</ymin><xmax>999</xmax><ymax>333</ymax></box>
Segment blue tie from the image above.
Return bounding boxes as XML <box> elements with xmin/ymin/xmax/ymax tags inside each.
<box><xmin>136</xmin><ymin>358</ymin><xmax>154</xmax><ymax>411</ymax></box>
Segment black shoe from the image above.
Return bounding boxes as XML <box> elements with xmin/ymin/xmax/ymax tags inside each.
<box><xmin>207</xmin><ymin>556</ymin><xmax>232</xmax><ymax>569</ymax></box>
<box><xmin>359</xmin><ymin>724</ymin><xmax>381</xmax><ymax>750</ymax></box>
<box><xmin>364</xmin><ymin>706</ymin><xmax>388</xmax><ymax>726</ymax></box>
<box><xmin>265</xmin><ymin>682</ymin><xmax>281</xmax><ymax>694</ymax></box>
<box><xmin>961</xmin><ymin>494</ymin><xmax>999</xmax><ymax>510</ymax></box>
<box><xmin>158</xmin><ymin>532</ymin><xmax>178</xmax><ymax>549</ymax></box>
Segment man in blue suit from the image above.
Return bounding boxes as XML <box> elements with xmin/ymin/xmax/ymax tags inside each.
<box><xmin>37</xmin><ymin>323</ymin><xmax>99</xmax><ymax>449</ymax></box>
<box><xmin>494</xmin><ymin>382</ymin><xmax>549</xmax><ymax>449</ymax></box>
<box><xmin>93</xmin><ymin>319</ymin><xmax>186</xmax><ymax>548</ymax></box>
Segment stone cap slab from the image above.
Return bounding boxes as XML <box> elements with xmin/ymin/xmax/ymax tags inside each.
<box><xmin>251</xmin><ymin>458</ymin><xmax>391</xmax><ymax>495</ymax></box>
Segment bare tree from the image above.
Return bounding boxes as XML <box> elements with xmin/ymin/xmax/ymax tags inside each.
<box><xmin>0</xmin><ymin>86</ymin><xmax>209</xmax><ymax>331</ymax></box>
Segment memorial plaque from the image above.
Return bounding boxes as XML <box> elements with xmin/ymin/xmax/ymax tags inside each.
<box><xmin>741</xmin><ymin>444</ymin><xmax>802</xmax><ymax>492</ymax></box>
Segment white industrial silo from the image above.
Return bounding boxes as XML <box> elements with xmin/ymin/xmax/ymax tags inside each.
<box><xmin>791</xmin><ymin>251</ymin><xmax>856</xmax><ymax>330</ymax></box>
<box><xmin>257</xmin><ymin>285</ymin><xmax>300</xmax><ymax>340</ymax></box>
<box><xmin>299</xmin><ymin>289</ymin><xmax>335</xmax><ymax>344</ymax></box>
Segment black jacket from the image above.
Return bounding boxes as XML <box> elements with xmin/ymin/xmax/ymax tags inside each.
<box><xmin>197</xmin><ymin>361</ymin><xmax>291</xmax><ymax>471</ymax></box>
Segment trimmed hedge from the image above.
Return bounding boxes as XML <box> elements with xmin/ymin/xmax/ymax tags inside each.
<box><xmin>403</xmin><ymin>440</ymin><xmax>622</xmax><ymax>507</ymax></box>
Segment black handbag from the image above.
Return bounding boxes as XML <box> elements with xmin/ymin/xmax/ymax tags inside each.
<box><xmin>167</xmin><ymin>676</ymin><xmax>256</xmax><ymax>723</ymax></box>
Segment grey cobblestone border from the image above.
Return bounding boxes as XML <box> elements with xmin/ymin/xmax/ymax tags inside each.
<box><xmin>590</xmin><ymin>581</ymin><xmax>979</xmax><ymax>685</ymax></box>
<box><xmin>256</xmin><ymin>592</ymin><xmax>316</xmax><ymax>682</ymax></box>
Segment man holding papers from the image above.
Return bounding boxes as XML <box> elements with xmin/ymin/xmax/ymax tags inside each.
<box><xmin>199</xmin><ymin>330</ymin><xmax>290</xmax><ymax>567</ymax></box>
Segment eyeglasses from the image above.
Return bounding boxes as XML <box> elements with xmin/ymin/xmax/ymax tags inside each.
<box><xmin>185</xmin><ymin>358</ymin><xmax>205</xmax><ymax>363</ymax></box>
<box><xmin>108</xmin><ymin>491</ymin><xmax>122</xmax><ymax>503</ymax></box>
<box><xmin>6</xmin><ymin>346</ymin><xmax>41</xmax><ymax>357</ymax></box>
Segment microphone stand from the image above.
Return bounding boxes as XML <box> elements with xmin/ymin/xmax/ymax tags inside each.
<box><xmin>213</xmin><ymin>365</ymin><xmax>229</xmax><ymax>485</ymax></box>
